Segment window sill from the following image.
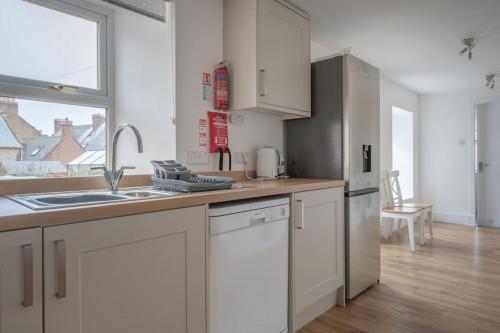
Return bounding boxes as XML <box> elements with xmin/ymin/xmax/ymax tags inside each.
<box><xmin>0</xmin><ymin>174</ymin><xmax>152</xmax><ymax>196</ymax></box>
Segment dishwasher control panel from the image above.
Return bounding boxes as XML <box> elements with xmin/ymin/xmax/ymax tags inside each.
<box><xmin>250</xmin><ymin>205</ymin><xmax>290</xmax><ymax>226</ymax></box>
<box><xmin>209</xmin><ymin>199</ymin><xmax>290</xmax><ymax>235</ymax></box>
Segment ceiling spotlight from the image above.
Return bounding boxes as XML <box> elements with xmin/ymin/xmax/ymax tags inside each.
<box><xmin>460</xmin><ymin>37</ymin><xmax>475</xmax><ymax>60</ymax></box>
<box><xmin>485</xmin><ymin>73</ymin><xmax>497</xmax><ymax>89</ymax></box>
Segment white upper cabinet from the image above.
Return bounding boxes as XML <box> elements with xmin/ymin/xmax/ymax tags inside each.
<box><xmin>0</xmin><ymin>228</ymin><xmax>43</xmax><ymax>333</ymax></box>
<box><xmin>224</xmin><ymin>0</ymin><xmax>311</xmax><ymax>118</ymax></box>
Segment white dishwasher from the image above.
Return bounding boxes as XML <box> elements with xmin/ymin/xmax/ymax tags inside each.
<box><xmin>209</xmin><ymin>197</ymin><xmax>289</xmax><ymax>333</ymax></box>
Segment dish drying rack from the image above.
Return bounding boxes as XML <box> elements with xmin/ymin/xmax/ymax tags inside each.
<box><xmin>151</xmin><ymin>160</ymin><xmax>235</xmax><ymax>192</ymax></box>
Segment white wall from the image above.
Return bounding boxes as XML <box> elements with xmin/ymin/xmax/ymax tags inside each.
<box><xmin>380</xmin><ymin>77</ymin><xmax>419</xmax><ymax>201</ymax></box>
<box><xmin>97</xmin><ymin>0</ymin><xmax>284</xmax><ymax>174</ymax></box>
<box><xmin>175</xmin><ymin>0</ymin><xmax>284</xmax><ymax>172</ymax></box>
<box><xmin>91</xmin><ymin>0</ymin><xmax>176</xmax><ymax>173</ymax></box>
<box><xmin>419</xmin><ymin>91</ymin><xmax>500</xmax><ymax>225</ymax></box>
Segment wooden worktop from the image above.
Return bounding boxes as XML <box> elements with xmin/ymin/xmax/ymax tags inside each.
<box><xmin>0</xmin><ymin>178</ymin><xmax>345</xmax><ymax>232</ymax></box>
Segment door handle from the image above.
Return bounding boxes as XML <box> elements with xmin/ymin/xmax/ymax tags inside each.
<box><xmin>259</xmin><ymin>69</ymin><xmax>267</xmax><ymax>97</ymax></box>
<box><xmin>55</xmin><ymin>240</ymin><xmax>66</xmax><ymax>299</ymax></box>
<box><xmin>22</xmin><ymin>244</ymin><xmax>34</xmax><ymax>307</ymax></box>
<box><xmin>296</xmin><ymin>199</ymin><xmax>305</xmax><ymax>229</ymax></box>
<box><xmin>478</xmin><ymin>161</ymin><xmax>490</xmax><ymax>172</ymax></box>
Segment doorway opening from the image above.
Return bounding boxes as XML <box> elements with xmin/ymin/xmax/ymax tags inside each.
<box><xmin>474</xmin><ymin>100</ymin><xmax>500</xmax><ymax>227</ymax></box>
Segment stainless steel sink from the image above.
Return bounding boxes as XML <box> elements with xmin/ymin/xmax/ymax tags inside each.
<box><xmin>8</xmin><ymin>187</ymin><xmax>179</xmax><ymax>210</ymax></box>
<box><xmin>32</xmin><ymin>193</ymin><xmax>125</xmax><ymax>206</ymax></box>
<box><xmin>123</xmin><ymin>191</ymin><xmax>153</xmax><ymax>198</ymax></box>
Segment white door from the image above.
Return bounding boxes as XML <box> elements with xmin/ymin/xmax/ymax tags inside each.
<box><xmin>0</xmin><ymin>228</ymin><xmax>43</xmax><ymax>333</ymax></box>
<box><xmin>476</xmin><ymin>102</ymin><xmax>500</xmax><ymax>227</ymax></box>
<box><xmin>257</xmin><ymin>0</ymin><xmax>310</xmax><ymax>113</ymax></box>
<box><xmin>293</xmin><ymin>188</ymin><xmax>344</xmax><ymax>314</ymax></box>
<box><xmin>44</xmin><ymin>206</ymin><xmax>206</xmax><ymax>333</ymax></box>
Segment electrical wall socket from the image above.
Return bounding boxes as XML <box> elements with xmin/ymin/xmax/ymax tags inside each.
<box><xmin>187</xmin><ymin>151</ymin><xmax>209</xmax><ymax>164</ymax></box>
<box><xmin>233</xmin><ymin>151</ymin><xmax>250</xmax><ymax>165</ymax></box>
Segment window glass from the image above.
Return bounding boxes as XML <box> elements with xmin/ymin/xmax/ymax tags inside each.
<box><xmin>392</xmin><ymin>106</ymin><xmax>414</xmax><ymax>200</ymax></box>
<box><xmin>0</xmin><ymin>97</ymin><xmax>106</xmax><ymax>178</ymax></box>
<box><xmin>0</xmin><ymin>0</ymin><xmax>99</xmax><ymax>89</ymax></box>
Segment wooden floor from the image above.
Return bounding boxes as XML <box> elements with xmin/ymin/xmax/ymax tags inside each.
<box><xmin>299</xmin><ymin>222</ymin><xmax>500</xmax><ymax>333</ymax></box>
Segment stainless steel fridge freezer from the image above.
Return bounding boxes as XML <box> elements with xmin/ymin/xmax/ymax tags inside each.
<box><xmin>286</xmin><ymin>54</ymin><xmax>381</xmax><ymax>299</ymax></box>
<box><xmin>345</xmin><ymin>190</ymin><xmax>380</xmax><ymax>299</ymax></box>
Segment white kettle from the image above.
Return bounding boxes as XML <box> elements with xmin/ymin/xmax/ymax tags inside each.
<box><xmin>256</xmin><ymin>146</ymin><xmax>280</xmax><ymax>179</ymax></box>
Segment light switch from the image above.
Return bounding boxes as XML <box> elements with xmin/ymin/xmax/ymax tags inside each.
<box><xmin>187</xmin><ymin>151</ymin><xmax>209</xmax><ymax>164</ymax></box>
<box><xmin>233</xmin><ymin>151</ymin><xmax>250</xmax><ymax>165</ymax></box>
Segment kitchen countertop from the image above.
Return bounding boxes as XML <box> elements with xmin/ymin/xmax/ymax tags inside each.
<box><xmin>0</xmin><ymin>178</ymin><xmax>345</xmax><ymax>232</ymax></box>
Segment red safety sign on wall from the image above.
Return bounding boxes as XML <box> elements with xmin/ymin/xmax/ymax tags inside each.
<box><xmin>199</xmin><ymin>118</ymin><xmax>208</xmax><ymax>147</ymax></box>
<box><xmin>202</xmin><ymin>73</ymin><xmax>211</xmax><ymax>101</ymax></box>
<box><xmin>208</xmin><ymin>111</ymin><xmax>228</xmax><ymax>153</ymax></box>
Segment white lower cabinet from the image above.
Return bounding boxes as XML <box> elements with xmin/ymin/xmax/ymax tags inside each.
<box><xmin>0</xmin><ymin>206</ymin><xmax>206</xmax><ymax>333</ymax></box>
<box><xmin>0</xmin><ymin>228</ymin><xmax>43</xmax><ymax>333</ymax></box>
<box><xmin>292</xmin><ymin>188</ymin><xmax>344</xmax><ymax>331</ymax></box>
<box><xmin>1</xmin><ymin>188</ymin><xmax>344</xmax><ymax>333</ymax></box>
<box><xmin>43</xmin><ymin>206</ymin><xmax>207</xmax><ymax>333</ymax></box>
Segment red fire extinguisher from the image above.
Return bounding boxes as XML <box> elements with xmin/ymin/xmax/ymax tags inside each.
<box><xmin>214</xmin><ymin>61</ymin><xmax>229</xmax><ymax>111</ymax></box>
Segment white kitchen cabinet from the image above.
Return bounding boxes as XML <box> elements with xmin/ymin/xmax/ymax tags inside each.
<box><xmin>43</xmin><ymin>206</ymin><xmax>207</xmax><ymax>333</ymax></box>
<box><xmin>0</xmin><ymin>228</ymin><xmax>43</xmax><ymax>333</ymax></box>
<box><xmin>224</xmin><ymin>0</ymin><xmax>311</xmax><ymax>118</ymax></box>
<box><xmin>291</xmin><ymin>188</ymin><xmax>344</xmax><ymax>331</ymax></box>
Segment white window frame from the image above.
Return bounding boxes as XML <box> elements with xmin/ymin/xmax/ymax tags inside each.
<box><xmin>392</xmin><ymin>106</ymin><xmax>414</xmax><ymax>200</ymax></box>
<box><xmin>0</xmin><ymin>0</ymin><xmax>114</xmax><ymax>110</ymax></box>
<box><xmin>0</xmin><ymin>0</ymin><xmax>115</xmax><ymax>176</ymax></box>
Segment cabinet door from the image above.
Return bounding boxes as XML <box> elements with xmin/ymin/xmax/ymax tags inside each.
<box><xmin>0</xmin><ymin>228</ymin><xmax>43</xmax><ymax>333</ymax></box>
<box><xmin>257</xmin><ymin>0</ymin><xmax>310</xmax><ymax>113</ymax></box>
<box><xmin>44</xmin><ymin>206</ymin><xmax>206</xmax><ymax>333</ymax></box>
<box><xmin>293</xmin><ymin>188</ymin><xmax>344</xmax><ymax>314</ymax></box>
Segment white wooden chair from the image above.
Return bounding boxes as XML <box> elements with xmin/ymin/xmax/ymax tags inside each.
<box><xmin>388</xmin><ymin>170</ymin><xmax>433</xmax><ymax>241</ymax></box>
<box><xmin>380</xmin><ymin>176</ymin><xmax>424</xmax><ymax>252</ymax></box>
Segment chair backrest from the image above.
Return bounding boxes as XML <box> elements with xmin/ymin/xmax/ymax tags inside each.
<box><xmin>381</xmin><ymin>172</ymin><xmax>395</xmax><ymax>208</ymax></box>
<box><xmin>387</xmin><ymin>170</ymin><xmax>404</xmax><ymax>206</ymax></box>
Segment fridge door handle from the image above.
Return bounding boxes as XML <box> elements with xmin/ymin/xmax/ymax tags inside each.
<box><xmin>296</xmin><ymin>199</ymin><xmax>305</xmax><ymax>229</ymax></box>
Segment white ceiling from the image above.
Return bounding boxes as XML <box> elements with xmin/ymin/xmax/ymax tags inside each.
<box><xmin>290</xmin><ymin>0</ymin><xmax>500</xmax><ymax>94</ymax></box>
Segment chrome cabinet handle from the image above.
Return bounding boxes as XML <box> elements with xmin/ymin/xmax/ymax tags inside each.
<box><xmin>55</xmin><ymin>240</ymin><xmax>67</xmax><ymax>299</ymax></box>
<box><xmin>259</xmin><ymin>69</ymin><xmax>267</xmax><ymax>96</ymax></box>
<box><xmin>22</xmin><ymin>244</ymin><xmax>34</xmax><ymax>307</ymax></box>
<box><xmin>296</xmin><ymin>199</ymin><xmax>305</xmax><ymax>229</ymax></box>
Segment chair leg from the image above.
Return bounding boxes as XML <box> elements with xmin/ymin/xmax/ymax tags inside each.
<box><xmin>388</xmin><ymin>218</ymin><xmax>394</xmax><ymax>238</ymax></box>
<box><xmin>419</xmin><ymin>212</ymin><xmax>425</xmax><ymax>245</ymax></box>
<box><xmin>397</xmin><ymin>219</ymin><xmax>402</xmax><ymax>233</ymax></box>
<box><xmin>381</xmin><ymin>218</ymin><xmax>387</xmax><ymax>239</ymax></box>
<box><xmin>428</xmin><ymin>209</ymin><xmax>434</xmax><ymax>239</ymax></box>
<box><xmin>407</xmin><ymin>217</ymin><xmax>415</xmax><ymax>251</ymax></box>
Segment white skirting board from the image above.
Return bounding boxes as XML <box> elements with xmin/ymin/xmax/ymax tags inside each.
<box><xmin>433</xmin><ymin>212</ymin><xmax>475</xmax><ymax>226</ymax></box>
<box><xmin>380</xmin><ymin>212</ymin><xmax>475</xmax><ymax>239</ymax></box>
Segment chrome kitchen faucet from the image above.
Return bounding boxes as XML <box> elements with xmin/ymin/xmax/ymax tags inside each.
<box><xmin>93</xmin><ymin>124</ymin><xmax>143</xmax><ymax>194</ymax></box>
